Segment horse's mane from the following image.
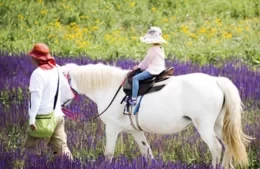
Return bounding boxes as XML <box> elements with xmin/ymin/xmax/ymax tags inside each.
<box><xmin>67</xmin><ymin>63</ymin><xmax>128</xmax><ymax>93</ymax></box>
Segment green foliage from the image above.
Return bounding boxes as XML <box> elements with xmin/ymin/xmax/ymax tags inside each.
<box><xmin>0</xmin><ymin>0</ymin><xmax>259</xmax><ymax>64</ymax></box>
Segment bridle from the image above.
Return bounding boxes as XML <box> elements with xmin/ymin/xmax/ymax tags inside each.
<box><xmin>62</xmin><ymin>72</ymin><xmax>79</xmax><ymax>105</ymax></box>
<box><xmin>61</xmin><ymin>72</ymin><xmax>81</xmax><ymax>121</ymax></box>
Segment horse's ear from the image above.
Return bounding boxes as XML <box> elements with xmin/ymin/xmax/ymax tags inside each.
<box><xmin>59</xmin><ymin>65</ymin><xmax>66</xmax><ymax>73</ymax></box>
<box><xmin>60</xmin><ymin>65</ymin><xmax>71</xmax><ymax>76</ymax></box>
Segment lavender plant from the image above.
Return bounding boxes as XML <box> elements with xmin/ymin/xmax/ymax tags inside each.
<box><xmin>0</xmin><ymin>53</ymin><xmax>259</xmax><ymax>168</ymax></box>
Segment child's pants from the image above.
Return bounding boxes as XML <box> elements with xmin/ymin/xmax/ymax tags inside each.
<box><xmin>132</xmin><ymin>71</ymin><xmax>153</xmax><ymax>98</ymax></box>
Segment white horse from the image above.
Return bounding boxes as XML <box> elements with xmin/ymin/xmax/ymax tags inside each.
<box><xmin>61</xmin><ymin>63</ymin><xmax>251</xmax><ymax>169</ymax></box>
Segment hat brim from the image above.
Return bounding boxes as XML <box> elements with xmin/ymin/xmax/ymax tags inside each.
<box><xmin>140</xmin><ymin>36</ymin><xmax>167</xmax><ymax>44</ymax></box>
<box><xmin>28</xmin><ymin>51</ymin><xmax>53</xmax><ymax>61</ymax></box>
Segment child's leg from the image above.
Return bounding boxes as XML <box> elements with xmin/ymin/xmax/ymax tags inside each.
<box><xmin>132</xmin><ymin>71</ymin><xmax>153</xmax><ymax>99</ymax></box>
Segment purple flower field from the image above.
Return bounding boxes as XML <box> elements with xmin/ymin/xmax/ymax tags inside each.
<box><xmin>0</xmin><ymin>52</ymin><xmax>259</xmax><ymax>169</ymax></box>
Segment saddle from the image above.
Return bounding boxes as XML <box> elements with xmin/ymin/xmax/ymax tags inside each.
<box><xmin>123</xmin><ymin>67</ymin><xmax>174</xmax><ymax>97</ymax></box>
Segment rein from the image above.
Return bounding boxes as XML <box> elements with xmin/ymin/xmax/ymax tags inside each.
<box><xmin>85</xmin><ymin>77</ymin><xmax>126</xmax><ymax>122</ymax></box>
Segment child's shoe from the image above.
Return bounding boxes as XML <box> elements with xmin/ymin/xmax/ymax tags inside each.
<box><xmin>128</xmin><ymin>98</ymin><xmax>137</xmax><ymax>106</ymax></box>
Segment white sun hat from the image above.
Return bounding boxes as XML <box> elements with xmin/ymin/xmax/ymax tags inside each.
<box><xmin>140</xmin><ymin>26</ymin><xmax>167</xmax><ymax>44</ymax></box>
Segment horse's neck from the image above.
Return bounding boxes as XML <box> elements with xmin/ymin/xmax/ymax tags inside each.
<box><xmin>87</xmin><ymin>74</ymin><xmax>126</xmax><ymax>107</ymax></box>
<box><xmin>74</xmin><ymin>66</ymin><xmax>128</xmax><ymax>104</ymax></box>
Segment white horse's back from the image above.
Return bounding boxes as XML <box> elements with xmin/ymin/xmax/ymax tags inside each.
<box><xmin>137</xmin><ymin>73</ymin><xmax>224</xmax><ymax>134</ymax></box>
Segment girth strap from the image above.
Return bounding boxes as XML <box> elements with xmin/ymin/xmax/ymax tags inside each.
<box><xmin>122</xmin><ymin>104</ymin><xmax>143</xmax><ymax>131</ymax></box>
<box><xmin>135</xmin><ymin>110</ymin><xmax>143</xmax><ymax>131</ymax></box>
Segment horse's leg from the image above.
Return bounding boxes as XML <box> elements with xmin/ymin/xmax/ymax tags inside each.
<box><xmin>214</xmin><ymin>117</ymin><xmax>234</xmax><ymax>169</ymax></box>
<box><xmin>130</xmin><ymin>131</ymin><xmax>154</xmax><ymax>160</ymax></box>
<box><xmin>104</xmin><ymin>125</ymin><xmax>120</xmax><ymax>162</ymax></box>
<box><xmin>193</xmin><ymin>119</ymin><xmax>222</xmax><ymax>169</ymax></box>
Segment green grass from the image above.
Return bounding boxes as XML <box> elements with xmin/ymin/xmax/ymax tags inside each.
<box><xmin>0</xmin><ymin>0</ymin><xmax>260</xmax><ymax>64</ymax></box>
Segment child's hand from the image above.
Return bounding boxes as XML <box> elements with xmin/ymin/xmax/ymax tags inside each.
<box><xmin>132</xmin><ymin>65</ymin><xmax>138</xmax><ymax>70</ymax></box>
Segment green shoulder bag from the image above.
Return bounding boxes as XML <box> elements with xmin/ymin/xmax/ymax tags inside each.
<box><xmin>28</xmin><ymin>67</ymin><xmax>59</xmax><ymax>138</ymax></box>
<box><xmin>28</xmin><ymin>111</ymin><xmax>56</xmax><ymax>137</ymax></box>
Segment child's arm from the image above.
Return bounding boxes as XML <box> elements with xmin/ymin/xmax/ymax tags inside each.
<box><xmin>138</xmin><ymin>48</ymin><xmax>154</xmax><ymax>70</ymax></box>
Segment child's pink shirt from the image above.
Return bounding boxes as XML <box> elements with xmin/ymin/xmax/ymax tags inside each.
<box><xmin>138</xmin><ymin>46</ymin><xmax>165</xmax><ymax>75</ymax></box>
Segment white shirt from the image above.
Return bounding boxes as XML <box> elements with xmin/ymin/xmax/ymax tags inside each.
<box><xmin>29</xmin><ymin>65</ymin><xmax>72</xmax><ymax>125</ymax></box>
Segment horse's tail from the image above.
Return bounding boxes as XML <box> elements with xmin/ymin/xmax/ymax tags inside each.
<box><xmin>216</xmin><ymin>77</ymin><xmax>251</xmax><ymax>167</ymax></box>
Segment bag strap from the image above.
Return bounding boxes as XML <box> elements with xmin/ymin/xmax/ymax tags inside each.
<box><xmin>53</xmin><ymin>67</ymin><xmax>60</xmax><ymax>110</ymax></box>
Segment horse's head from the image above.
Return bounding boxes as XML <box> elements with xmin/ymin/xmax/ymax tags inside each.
<box><xmin>60</xmin><ymin>63</ymin><xmax>80</xmax><ymax>105</ymax></box>
<box><xmin>60</xmin><ymin>63</ymin><xmax>78</xmax><ymax>76</ymax></box>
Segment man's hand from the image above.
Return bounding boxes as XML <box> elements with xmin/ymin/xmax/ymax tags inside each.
<box><xmin>30</xmin><ymin>124</ymin><xmax>37</xmax><ymax>131</ymax></box>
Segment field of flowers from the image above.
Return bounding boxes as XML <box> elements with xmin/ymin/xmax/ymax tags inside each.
<box><xmin>0</xmin><ymin>52</ymin><xmax>259</xmax><ymax>169</ymax></box>
<box><xmin>0</xmin><ymin>0</ymin><xmax>260</xmax><ymax>64</ymax></box>
<box><xmin>0</xmin><ymin>0</ymin><xmax>260</xmax><ymax>168</ymax></box>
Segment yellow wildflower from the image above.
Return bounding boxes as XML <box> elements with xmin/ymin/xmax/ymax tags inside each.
<box><xmin>216</xmin><ymin>40</ymin><xmax>220</xmax><ymax>44</ymax></box>
<box><xmin>187</xmin><ymin>41</ymin><xmax>192</xmax><ymax>46</ymax></box>
<box><xmin>171</xmin><ymin>16</ymin><xmax>176</xmax><ymax>21</ymax></box>
<box><xmin>70</xmin><ymin>22</ymin><xmax>77</xmax><ymax>27</ymax></box>
<box><xmin>181</xmin><ymin>25</ymin><xmax>189</xmax><ymax>33</ymax></box>
<box><xmin>104</xmin><ymin>34</ymin><xmax>112</xmax><ymax>40</ymax></box>
<box><xmin>214</xmin><ymin>18</ymin><xmax>222</xmax><ymax>26</ymax></box>
<box><xmin>189</xmin><ymin>33</ymin><xmax>197</xmax><ymax>39</ymax></box>
<box><xmin>223</xmin><ymin>32</ymin><xmax>232</xmax><ymax>39</ymax></box>
<box><xmin>207</xmin><ymin>28</ymin><xmax>217</xmax><ymax>37</ymax></box>
<box><xmin>151</xmin><ymin>7</ymin><xmax>156</xmax><ymax>12</ymax></box>
<box><xmin>83</xmin><ymin>28</ymin><xmax>89</xmax><ymax>33</ymax></box>
<box><xmin>80</xmin><ymin>15</ymin><xmax>89</xmax><ymax>20</ymax></box>
<box><xmin>131</xmin><ymin>36</ymin><xmax>137</xmax><ymax>40</ymax></box>
<box><xmin>215</xmin><ymin>18</ymin><xmax>221</xmax><ymax>23</ymax></box>
<box><xmin>163</xmin><ymin>18</ymin><xmax>168</xmax><ymax>23</ymax></box>
<box><xmin>54</xmin><ymin>39</ymin><xmax>59</xmax><ymax>44</ymax></box>
<box><xmin>63</xmin><ymin>5</ymin><xmax>70</xmax><ymax>10</ymax></box>
<box><xmin>55</xmin><ymin>21</ymin><xmax>61</xmax><ymax>28</ymax></box>
<box><xmin>199</xmin><ymin>27</ymin><xmax>206</xmax><ymax>33</ymax></box>
<box><xmin>163</xmin><ymin>34</ymin><xmax>169</xmax><ymax>40</ymax></box>
<box><xmin>48</xmin><ymin>34</ymin><xmax>54</xmax><ymax>38</ymax></box>
<box><xmin>210</xmin><ymin>28</ymin><xmax>217</xmax><ymax>33</ymax></box>
<box><xmin>18</xmin><ymin>14</ymin><xmax>24</xmax><ymax>20</ymax></box>
<box><xmin>236</xmin><ymin>27</ymin><xmax>243</xmax><ymax>33</ymax></box>
<box><xmin>40</xmin><ymin>9</ymin><xmax>47</xmax><ymax>15</ymax></box>
<box><xmin>77</xmin><ymin>40</ymin><xmax>89</xmax><ymax>48</ymax></box>
<box><xmin>130</xmin><ymin>2</ymin><xmax>135</xmax><ymax>7</ymax></box>
<box><xmin>37</xmin><ymin>0</ymin><xmax>43</xmax><ymax>4</ymax></box>
<box><xmin>112</xmin><ymin>30</ymin><xmax>120</xmax><ymax>35</ymax></box>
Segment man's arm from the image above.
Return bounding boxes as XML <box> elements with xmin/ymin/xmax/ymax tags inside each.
<box><xmin>29</xmin><ymin>71</ymin><xmax>44</xmax><ymax>125</ymax></box>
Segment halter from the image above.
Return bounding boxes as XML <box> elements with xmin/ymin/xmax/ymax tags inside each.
<box><xmin>66</xmin><ymin>72</ymin><xmax>79</xmax><ymax>97</ymax></box>
<box><xmin>61</xmin><ymin>72</ymin><xmax>81</xmax><ymax>121</ymax></box>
